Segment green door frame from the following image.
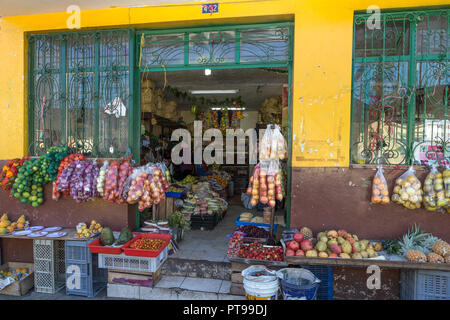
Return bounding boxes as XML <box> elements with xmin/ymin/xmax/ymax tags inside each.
<box><xmin>133</xmin><ymin>22</ymin><xmax>294</xmax><ymax>229</ymax></box>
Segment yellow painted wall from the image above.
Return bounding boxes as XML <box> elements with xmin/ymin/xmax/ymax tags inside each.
<box><xmin>0</xmin><ymin>0</ymin><xmax>448</xmax><ymax>166</ymax></box>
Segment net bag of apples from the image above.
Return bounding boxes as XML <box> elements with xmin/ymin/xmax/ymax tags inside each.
<box><xmin>371</xmin><ymin>165</ymin><xmax>389</xmax><ymax>204</ymax></box>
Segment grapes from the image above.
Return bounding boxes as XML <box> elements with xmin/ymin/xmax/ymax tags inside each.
<box><xmin>238</xmin><ymin>225</ymin><xmax>270</xmax><ymax>238</ymax></box>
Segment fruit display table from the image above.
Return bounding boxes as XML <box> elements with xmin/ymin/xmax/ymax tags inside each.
<box><xmin>0</xmin><ymin>230</ymin><xmax>101</xmax><ymax>294</ymax></box>
<box><xmin>284</xmin><ymin>256</ymin><xmax>450</xmax><ymax>272</ymax></box>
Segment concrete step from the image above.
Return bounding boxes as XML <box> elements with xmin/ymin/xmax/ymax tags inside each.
<box><xmin>107</xmin><ymin>276</ymin><xmax>245</xmax><ymax>300</ymax></box>
<box><xmin>162</xmin><ymin>257</ymin><xmax>231</xmax><ymax>280</ymax></box>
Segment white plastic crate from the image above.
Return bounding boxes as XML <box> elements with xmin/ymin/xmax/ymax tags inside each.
<box><xmin>98</xmin><ymin>246</ymin><xmax>168</xmax><ymax>273</ymax></box>
<box><xmin>401</xmin><ymin>269</ymin><xmax>450</xmax><ymax>300</ymax></box>
<box><xmin>33</xmin><ymin>240</ymin><xmax>65</xmax><ymax>294</ymax></box>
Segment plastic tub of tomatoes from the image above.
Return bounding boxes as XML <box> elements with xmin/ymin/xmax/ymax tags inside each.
<box><xmin>122</xmin><ymin>233</ymin><xmax>172</xmax><ymax>258</ymax></box>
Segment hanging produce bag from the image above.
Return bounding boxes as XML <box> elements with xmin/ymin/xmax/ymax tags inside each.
<box><xmin>391</xmin><ymin>166</ymin><xmax>422</xmax><ymax>210</ymax></box>
<box><xmin>422</xmin><ymin>165</ymin><xmax>442</xmax><ymax>211</ymax></box>
<box><xmin>259</xmin><ymin>126</ymin><xmax>272</xmax><ymax>161</ymax></box>
<box><xmin>444</xmin><ymin>165</ymin><xmax>450</xmax><ymax>213</ymax></box>
<box><xmin>371</xmin><ymin>165</ymin><xmax>389</xmax><ymax>204</ymax></box>
<box><xmin>96</xmin><ymin>161</ymin><xmax>109</xmax><ymax>197</ymax></box>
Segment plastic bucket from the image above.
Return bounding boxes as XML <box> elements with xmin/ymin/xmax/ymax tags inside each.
<box><xmin>276</xmin><ymin>268</ymin><xmax>321</xmax><ymax>300</ymax></box>
<box><xmin>242</xmin><ymin>266</ymin><xmax>279</xmax><ymax>300</ymax></box>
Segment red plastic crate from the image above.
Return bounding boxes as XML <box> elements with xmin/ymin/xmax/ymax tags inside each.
<box><xmin>88</xmin><ymin>232</ymin><xmax>141</xmax><ymax>255</ymax></box>
<box><xmin>122</xmin><ymin>233</ymin><xmax>172</xmax><ymax>258</ymax></box>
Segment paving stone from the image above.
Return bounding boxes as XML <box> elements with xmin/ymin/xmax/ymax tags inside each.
<box><xmin>178</xmin><ymin>290</ymin><xmax>218</xmax><ymax>300</ymax></box>
<box><xmin>156</xmin><ymin>275</ymin><xmax>186</xmax><ymax>289</ymax></box>
<box><xmin>107</xmin><ymin>283</ymin><xmax>139</xmax><ymax>299</ymax></box>
<box><xmin>140</xmin><ymin>287</ymin><xmax>178</xmax><ymax>300</ymax></box>
<box><xmin>218</xmin><ymin>280</ymin><xmax>231</xmax><ymax>294</ymax></box>
<box><xmin>180</xmin><ymin>277</ymin><xmax>222</xmax><ymax>293</ymax></box>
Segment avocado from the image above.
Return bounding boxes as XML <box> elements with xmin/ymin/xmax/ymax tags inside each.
<box><xmin>116</xmin><ymin>227</ymin><xmax>133</xmax><ymax>245</ymax></box>
<box><xmin>100</xmin><ymin>227</ymin><xmax>114</xmax><ymax>246</ymax></box>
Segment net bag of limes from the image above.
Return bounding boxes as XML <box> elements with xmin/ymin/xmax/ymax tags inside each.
<box><xmin>276</xmin><ymin>268</ymin><xmax>321</xmax><ymax>300</ymax></box>
<box><xmin>391</xmin><ymin>166</ymin><xmax>422</xmax><ymax>210</ymax></box>
<box><xmin>423</xmin><ymin>164</ymin><xmax>446</xmax><ymax>212</ymax></box>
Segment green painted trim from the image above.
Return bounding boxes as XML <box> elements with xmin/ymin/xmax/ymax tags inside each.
<box><xmin>406</xmin><ymin>19</ymin><xmax>417</xmax><ymax>164</ymax></box>
<box><xmin>60</xmin><ymin>36</ymin><xmax>67</xmax><ymax>146</ymax></box>
<box><xmin>139</xmin><ymin>62</ymin><xmax>289</xmax><ymax>72</ymax></box>
<box><xmin>27</xmin><ymin>39</ymin><xmax>35</xmax><ymax>155</ymax></box>
<box><xmin>137</xmin><ymin>21</ymin><xmax>293</xmax><ymax>36</ymax></box>
<box><xmin>184</xmin><ymin>33</ymin><xmax>189</xmax><ymax>66</ymax></box>
<box><xmin>285</xmin><ymin>23</ymin><xmax>294</xmax><ymax>229</ymax></box>
<box><xmin>235</xmin><ymin>30</ymin><xmax>241</xmax><ymax>64</ymax></box>
<box><xmin>93</xmin><ymin>33</ymin><xmax>100</xmax><ymax>156</ymax></box>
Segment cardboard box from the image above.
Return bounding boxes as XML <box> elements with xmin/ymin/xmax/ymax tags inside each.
<box><xmin>0</xmin><ymin>262</ymin><xmax>34</xmax><ymax>296</ymax></box>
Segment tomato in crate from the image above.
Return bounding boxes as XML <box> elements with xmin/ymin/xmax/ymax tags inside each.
<box><xmin>122</xmin><ymin>233</ymin><xmax>172</xmax><ymax>258</ymax></box>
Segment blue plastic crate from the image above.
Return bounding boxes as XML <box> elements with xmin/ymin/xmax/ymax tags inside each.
<box><xmin>165</xmin><ymin>190</ymin><xmax>187</xmax><ymax>198</ymax></box>
<box><xmin>65</xmin><ymin>238</ymin><xmax>97</xmax><ymax>264</ymax></box>
<box><xmin>235</xmin><ymin>217</ymin><xmax>278</xmax><ymax>234</ymax></box>
<box><xmin>299</xmin><ymin>265</ymin><xmax>333</xmax><ymax>300</ymax></box>
<box><xmin>65</xmin><ymin>253</ymin><xmax>107</xmax><ymax>298</ymax></box>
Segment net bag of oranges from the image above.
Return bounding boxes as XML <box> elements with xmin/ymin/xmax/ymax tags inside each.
<box><xmin>371</xmin><ymin>165</ymin><xmax>390</xmax><ymax>204</ymax></box>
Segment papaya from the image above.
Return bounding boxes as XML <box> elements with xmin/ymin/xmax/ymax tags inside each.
<box><xmin>100</xmin><ymin>227</ymin><xmax>114</xmax><ymax>246</ymax></box>
<box><xmin>0</xmin><ymin>228</ymin><xmax>8</xmax><ymax>235</ymax></box>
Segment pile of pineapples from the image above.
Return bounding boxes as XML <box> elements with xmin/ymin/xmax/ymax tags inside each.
<box><xmin>384</xmin><ymin>224</ymin><xmax>450</xmax><ymax>263</ymax></box>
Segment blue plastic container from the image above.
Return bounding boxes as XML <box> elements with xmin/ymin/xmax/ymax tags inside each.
<box><xmin>300</xmin><ymin>265</ymin><xmax>333</xmax><ymax>300</ymax></box>
<box><xmin>277</xmin><ymin>268</ymin><xmax>321</xmax><ymax>300</ymax></box>
<box><xmin>235</xmin><ymin>217</ymin><xmax>278</xmax><ymax>234</ymax></box>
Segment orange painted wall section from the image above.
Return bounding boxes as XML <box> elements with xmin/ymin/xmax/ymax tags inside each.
<box><xmin>0</xmin><ymin>0</ymin><xmax>449</xmax><ymax>167</ymax></box>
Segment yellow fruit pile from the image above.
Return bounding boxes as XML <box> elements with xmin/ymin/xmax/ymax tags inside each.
<box><xmin>0</xmin><ymin>214</ymin><xmax>28</xmax><ymax>234</ymax></box>
<box><xmin>76</xmin><ymin>220</ymin><xmax>103</xmax><ymax>238</ymax></box>
<box><xmin>208</xmin><ymin>174</ymin><xmax>228</xmax><ymax>188</ymax></box>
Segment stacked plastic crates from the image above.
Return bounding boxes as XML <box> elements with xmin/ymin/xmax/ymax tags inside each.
<box><xmin>401</xmin><ymin>270</ymin><xmax>450</xmax><ymax>300</ymax></box>
<box><xmin>65</xmin><ymin>239</ymin><xmax>107</xmax><ymax>297</ymax></box>
<box><xmin>33</xmin><ymin>240</ymin><xmax>66</xmax><ymax>294</ymax></box>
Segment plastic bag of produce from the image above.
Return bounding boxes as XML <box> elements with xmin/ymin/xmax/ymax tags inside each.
<box><xmin>266</xmin><ymin>161</ymin><xmax>280</xmax><ymax>207</ymax></box>
<box><xmin>241</xmin><ymin>193</ymin><xmax>254</xmax><ymax>209</ymax></box>
<box><xmin>391</xmin><ymin>166</ymin><xmax>422</xmax><ymax>209</ymax></box>
<box><xmin>444</xmin><ymin>165</ymin><xmax>450</xmax><ymax>213</ymax></box>
<box><xmin>259</xmin><ymin>125</ymin><xmax>272</xmax><ymax>161</ymax></box>
<box><xmin>258</xmin><ymin>161</ymin><xmax>270</xmax><ymax>205</ymax></box>
<box><xmin>371</xmin><ymin>165</ymin><xmax>389</xmax><ymax>204</ymax></box>
<box><xmin>97</xmin><ymin>161</ymin><xmax>109</xmax><ymax>197</ymax></box>
<box><xmin>272</xmin><ymin>124</ymin><xmax>288</xmax><ymax>160</ymax></box>
<box><xmin>423</xmin><ymin>165</ymin><xmax>439</xmax><ymax>211</ymax></box>
<box><xmin>103</xmin><ymin>160</ymin><xmax>119</xmax><ymax>202</ymax></box>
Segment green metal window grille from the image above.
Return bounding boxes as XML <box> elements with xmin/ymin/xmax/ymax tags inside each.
<box><xmin>137</xmin><ymin>23</ymin><xmax>292</xmax><ymax>71</ymax></box>
<box><xmin>350</xmin><ymin>8</ymin><xmax>449</xmax><ymax>165</ymax></box>
<box><xmin>28</xmin><ymin>30</ymin><xmax>134</xmax><ymax>157</ymax></box>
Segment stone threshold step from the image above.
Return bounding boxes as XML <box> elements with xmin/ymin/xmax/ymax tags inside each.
<box><xmin>162</xmin><ymin>257</ymin><xmax>231</xmax><ymax>280</ymax></box>
<box><xmin>107</xmin><ymin>283</ymin><xmax>245</xmax><ymax>300</ymax></box>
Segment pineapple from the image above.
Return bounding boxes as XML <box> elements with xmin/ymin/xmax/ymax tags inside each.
<box><xmin>406</xmin><ymin>250</ymin><xmax>427</xmax><ymax>262</ymax></box>
<box><xmin>427</xmin><ymin>252</ymin><xmax>444</xmax><ymax>263</ymax></box>
<box><xmin>398</xmin><ymin>224</ymin><xmax>439</xmax><ymax>256</ymax></box>
<box><xmin>300</xmin><ymin>226</ymin><xmax>313</xmax><ymax>240</ymax></box>
<box><xmin>432</xmin><ymin>241</ymin><xmax>450</xmax><ymax>257</ymax></box>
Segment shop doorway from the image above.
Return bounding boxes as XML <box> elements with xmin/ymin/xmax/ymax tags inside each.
<box><xmin>138</xmin><ymin>66</ymin><xmax>290</xmax><ymax>258</ymax></box>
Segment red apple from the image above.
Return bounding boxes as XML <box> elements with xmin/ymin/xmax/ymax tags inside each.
<box><xmin>293</xmin><ymin>232</ymin><xmax>304</xmax><ymax>243</ymax></box>
<box><xmin>300</xmin><ymin>240</ymin><xmax>313</xmax><ymax>252</ymax></box>
<box><xmin>288</xmin><ymin>240</ymin><xmax>299</xmax><ymax>251</ymax></box>
<box><xmin>295</xmin><ymin>250</ymin><xmax>305</xmax><ymax>256</ymax></box>
<box><xmin>285</xmin><ymin>249</ymin><xmax>295</xmax><ymax>257</ymax></box>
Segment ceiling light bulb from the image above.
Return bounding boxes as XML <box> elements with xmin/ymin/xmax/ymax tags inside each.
<box><xmin>205</xmin><ymin>69</ymin><xmax>212</xmax><ymax>76</ymax></box>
